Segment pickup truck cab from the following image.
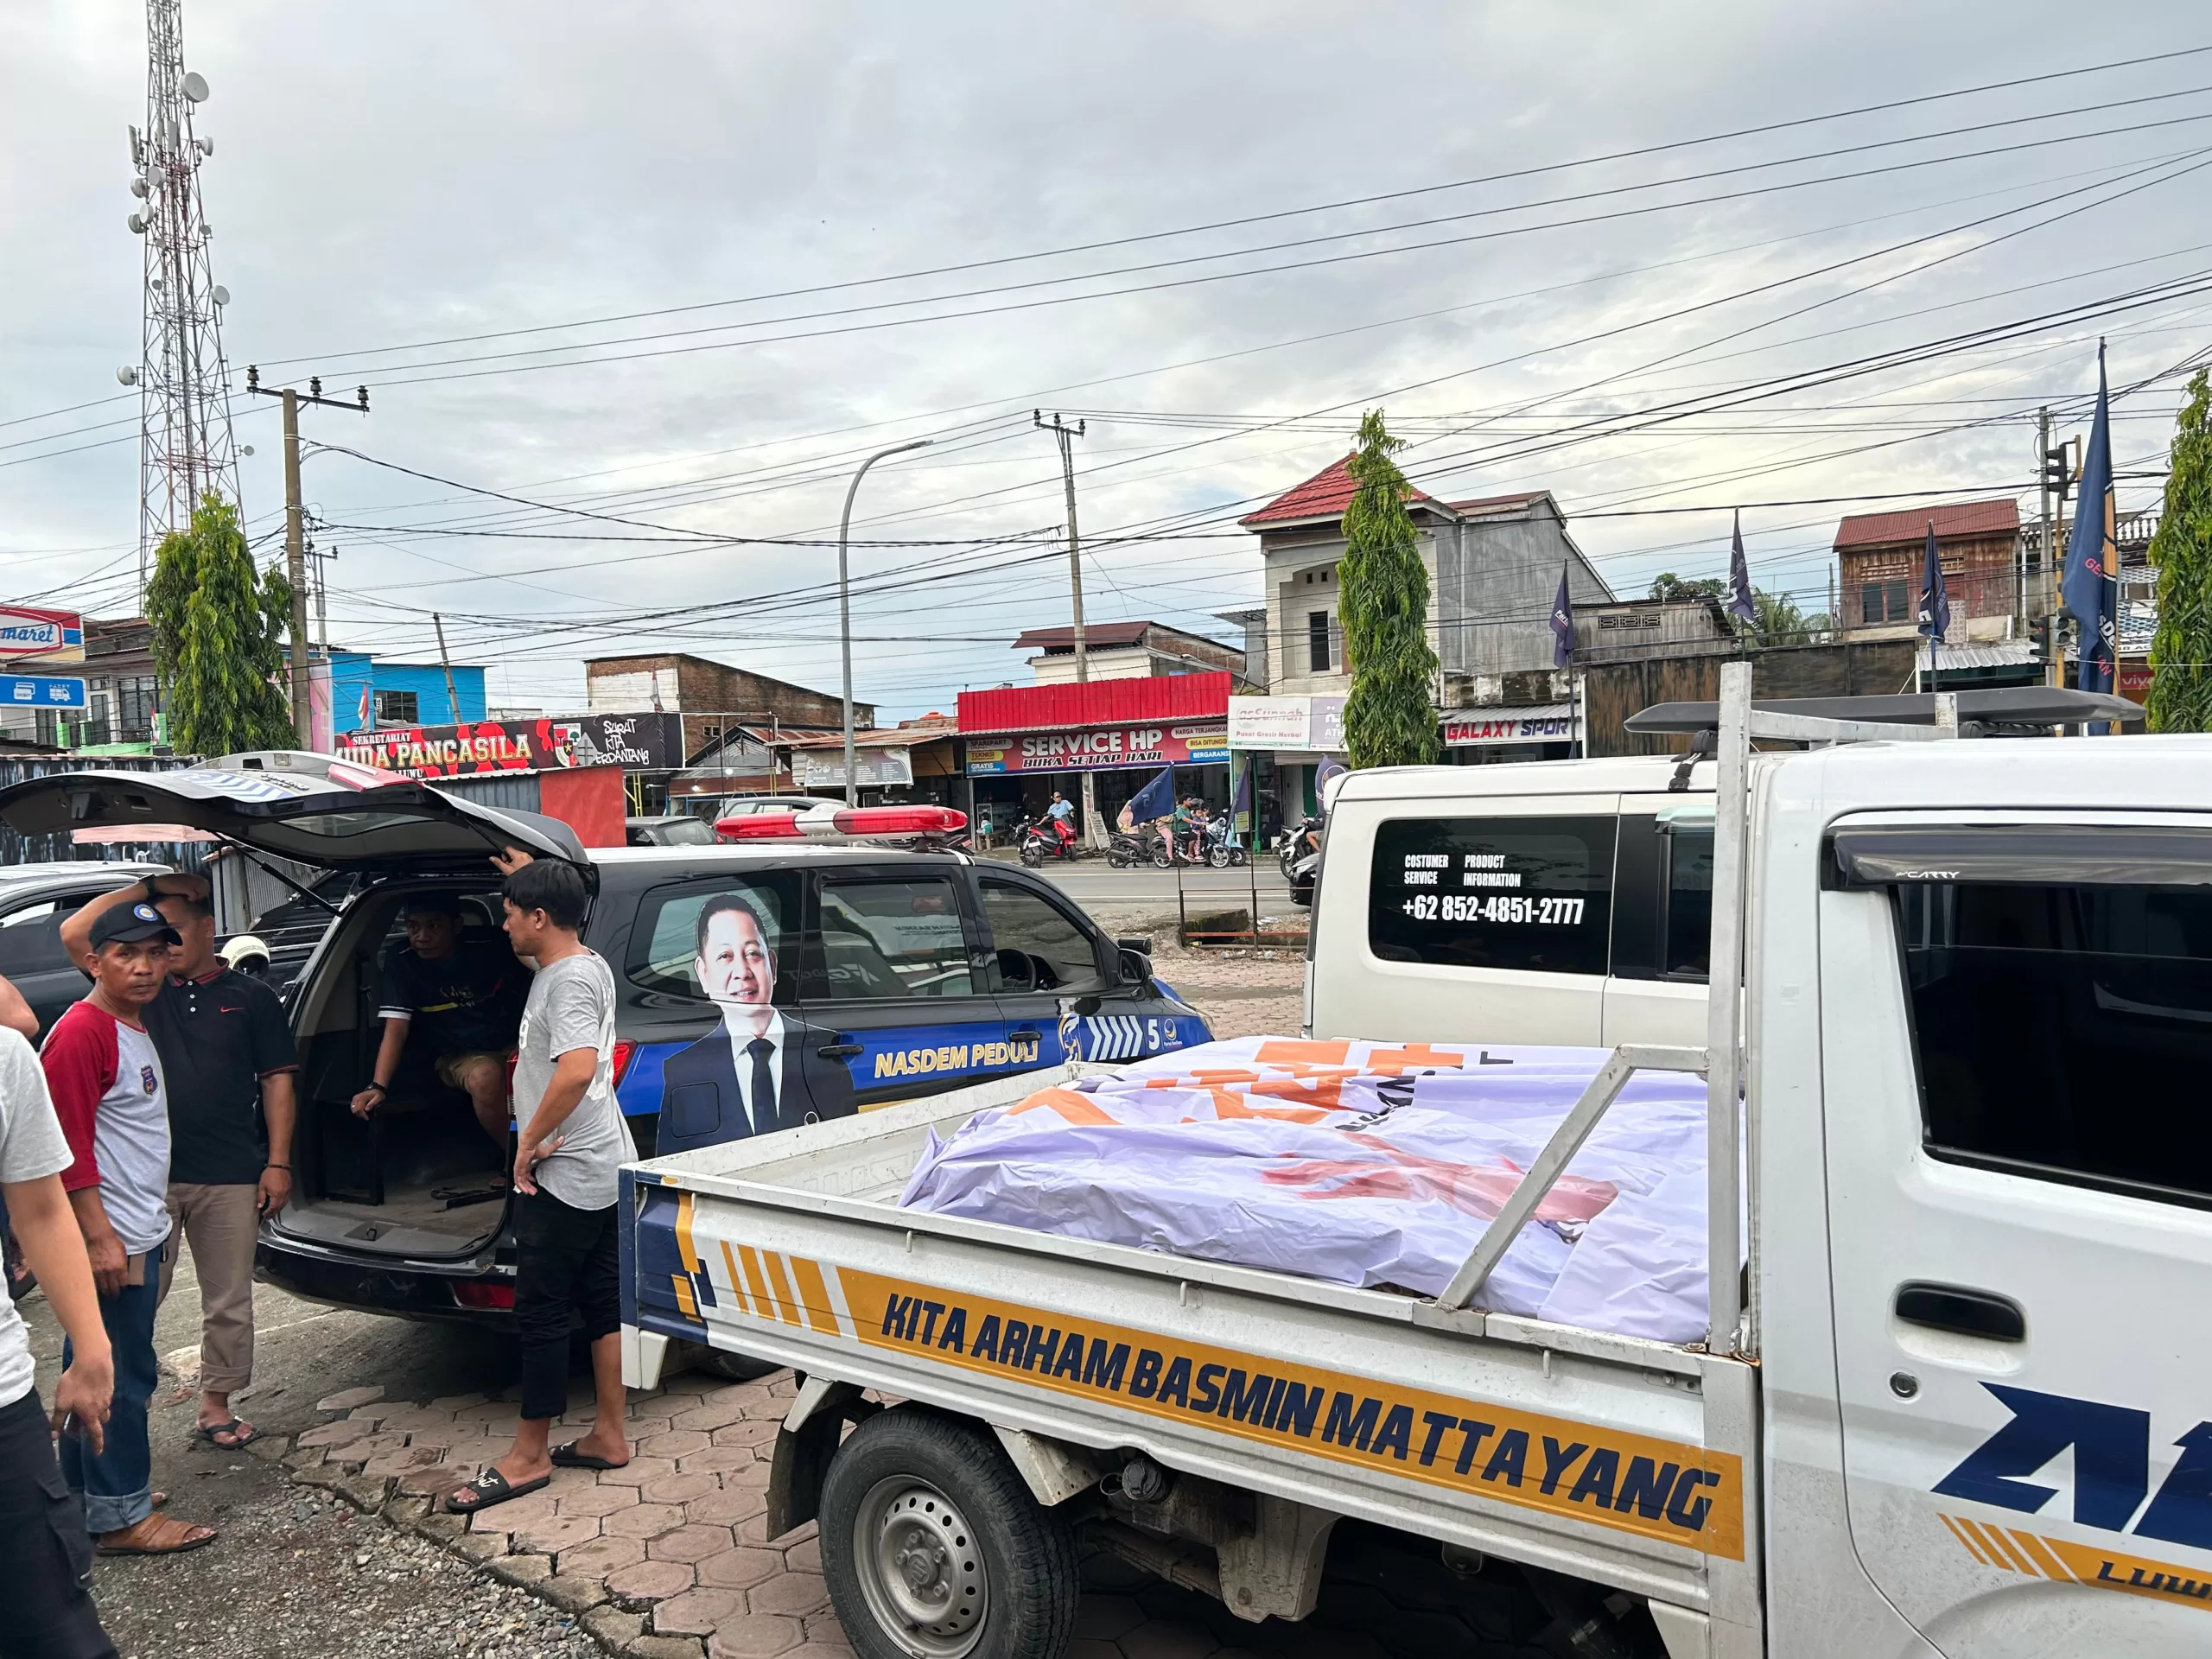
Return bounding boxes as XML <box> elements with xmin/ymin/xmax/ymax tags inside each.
<box><xmin>623</xmin><ymin>678</ymin><xmax>2212</xmax><ymax>1657</ymax></box>
<box><xmin>0</xmin><ymin>760</ymin><xmax>1205</xmax><ymax>1337</ymax></box>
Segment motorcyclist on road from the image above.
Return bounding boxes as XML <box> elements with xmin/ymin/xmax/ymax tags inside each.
<box><xmin>1044</xmin><ymin>791</ymin><xmax>1077</xmax><ymax>849</ymax></box>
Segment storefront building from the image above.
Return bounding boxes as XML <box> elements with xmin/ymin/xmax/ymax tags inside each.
<box><xmin>1226</xmin><ymin>694</ymin><xmax>1344</xmax><ymax>829</ymax></box>
<box><xmin>957</xmin><ymin>673</ymin><xmax>1233</xmax><ymax>836</ymax></box>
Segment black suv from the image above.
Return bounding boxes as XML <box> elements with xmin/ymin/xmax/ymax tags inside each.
<box><xmin>0</xmin><ymin>760</ymin><xmax>1207</xmax><ymax>1331</ymax></box>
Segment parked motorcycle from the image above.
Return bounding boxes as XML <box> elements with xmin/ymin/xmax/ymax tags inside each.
<box><xmin>1286</xmin><ymin>815</ymin><xmax>1325</xmax><ymax>906</ymax></box>
<box><xmin>1203</xmin><ymin>816</ymin><xmax>1248</xmax><ymax>868</ymax></box>
<box><xmin>1016</xmin><ymin>814</ymin><xmax>1082</xmax><ymax>867</ymax></box>
<box><xmin>1105</xmin><ymin>828</ymin><xmax>1159</xmax><ymax>869</ymax></box>
<box><xmin>1276</xmin><ymin>813</ymin><xmax>1319</xmax><ymax>880</ymax></box>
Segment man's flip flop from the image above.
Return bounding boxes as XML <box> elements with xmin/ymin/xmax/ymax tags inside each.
<box><xmin>550</xmin><ymin>1440</ymin><xmax>625</xmax><ymax>1471</ymax></box>
<box><xmin>98</xmin><ymin>1514</ymin><xmax>218</xmax><ymax>1555</ymax></box>
<box><xmin>444</xmin><ymin>1467</ymin><xmax>550</xmax><ymax>1515</ymax></box>
<box><xmin>194</xmin><ymin>1420</ymin><xmax>257</xmax><ymax>1449</ymax></box>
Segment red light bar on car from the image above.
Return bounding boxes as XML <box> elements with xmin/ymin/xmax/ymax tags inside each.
<box><xmin>715</xmin><ymin>804</ymin><xmax>968</xmax><ymax>842</ymax></box>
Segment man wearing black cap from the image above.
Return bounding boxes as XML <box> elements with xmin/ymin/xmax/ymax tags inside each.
<box><xmin>62</xmin><ymin>872</ymin><xmax>299</xmax><ymax>1454</ymax></box>
<box><xmin>40</xmin><ymin>900</ymin><xmax>218</xmax><ymax>1555</ymax></box>
<box><xmin>351</xmin><ymin>893</ymin><xmax>524</xmax><ymax>1147</ymax></box>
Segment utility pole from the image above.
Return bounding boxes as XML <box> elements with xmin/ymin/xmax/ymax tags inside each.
<box><xmin>1036</xmin><ymin>410</ymin><xmax>1103</xmax><ymax>846</ymax></box>
<box><xmin>2037</xmin><ymin>407</ymin><xmax>2055</xmax><ymax>686</ymax></box>
<box><xmin>433</xmin><ymin>613</ymin><xmax>462</xmax><ymax>724</ymax></box>
<box><xmin>248</xmin><ymin>368</ymin><xmax>366</xmax><ymax>746</ymax></box>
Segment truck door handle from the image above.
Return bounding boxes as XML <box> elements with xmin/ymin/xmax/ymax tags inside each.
<box><xmin>1894</xmin><ymin>1282</ymin><xmax>2025</xmax><ymax>1342</ymax></box>
<box><xmin>1008</xmin><ymin>1028</ymin><xmax>1043</xmax><ymax>1043</ymax></box>
<box><xmin>816</xmin><ymin>1043</ymin><xmax>863</xmax><ymax>1059</ymax></box>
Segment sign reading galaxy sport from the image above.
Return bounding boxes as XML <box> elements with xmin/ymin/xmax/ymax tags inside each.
<box><xmin>653</xmin><ymin>884</ymin><xmax>856</xmax><ymax>1155</ymax></box>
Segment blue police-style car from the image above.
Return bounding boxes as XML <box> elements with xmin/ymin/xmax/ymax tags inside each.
<box><xmin>0</xmin><ymin>762</ymin><xmax>1208</xmax><ymax>1343</ymax></box>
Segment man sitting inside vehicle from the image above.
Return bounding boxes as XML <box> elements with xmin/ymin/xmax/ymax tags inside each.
<box><xmin>350</xmin><ymin>894</ymin><xmax>524</xmax><ymax>1146</ymax></box>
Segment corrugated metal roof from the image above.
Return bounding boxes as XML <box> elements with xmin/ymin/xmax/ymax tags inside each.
<box><xmin>957</xmin><ymin>671</ymin><xmax>1232</xmax><ymax>734</ymax></box>
<box><xmin>1930</xmin><ymin>640</ymin><xmax>2036</xmax><ymax>670</ymax></box>
<box><xmin>1834</xmin><ymin>497</ymin><xmax>2020</xmax><ymax>550</ymax></box>
<box><xmin>1012</xmin><ymin>621</ymin><xmax>1156</xmax><ymax>651</ymax></box>
<box><xmin>1447</xmin><ymin>492</ymin><xmax>1545</xmax><ymax>516</ymax></box>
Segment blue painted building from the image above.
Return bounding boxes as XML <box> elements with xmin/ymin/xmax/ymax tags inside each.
<box><xmin>327</xmin><ymin>651</ymin><xmax>486</xmax><ymax>734</ymax></box>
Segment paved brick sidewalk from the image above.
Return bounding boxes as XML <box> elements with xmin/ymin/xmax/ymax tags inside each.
<box><xmin>281</xmin><ymin>1368</ymin><xmax>1550</xmax><ymax>1659</ymax></box>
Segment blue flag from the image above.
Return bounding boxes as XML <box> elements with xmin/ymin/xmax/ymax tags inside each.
<box><xmin>2061</xmin><ymin>343</ymin><xmax>2118</xmax><ymax>695</ymax></box>
<box><xmin>1120</xmin><ymin>766</ymin><xmax>1175</xmax><ymax>830</ymax></box>
<box><xmin>1917</xmin><ymin>520</ymin><xmax>1951</xmax><ymax>643</ymax></box>
<box><xmin>1551</xmin><ymin>565</ymin><xmax>1575</xmax><ymax>669</ymax></box>
<box><xmin>1727</xmin><ymin>510</ymin><xmax>1757</xmax><ymax>626</ymax></box>
<box><xmin>1230</xmin><ymin>755</ymin><xmax>1252</xmax><ymax>824</ymax></box>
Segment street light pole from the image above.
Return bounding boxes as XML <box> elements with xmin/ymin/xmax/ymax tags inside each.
<box><xmin>838</xmin><ymin>439</ymin><xmax>931</xmax><ymax>804</ymax></box>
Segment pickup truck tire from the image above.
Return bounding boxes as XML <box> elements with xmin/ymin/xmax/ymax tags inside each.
<box><xmin>820</xmin><ymin>1406</ymin><xmax>1078</xmax><ymax>1659</ymax></box>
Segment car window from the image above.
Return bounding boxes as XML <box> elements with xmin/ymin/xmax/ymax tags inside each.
<box><xmin>0</xmin><ymin>903</ymin><xmax>75</xmax><ymax>976</ymax></box>
<box><xmin>819</xmin><ymin>877</ymin><xmax>974</xmax><ymax>1001</ymax></box>
<box><xmin>1367</xmin><ymin>816</ymin><xmax>1617</xmax><ymax>976</ymax></box>
<box><xmin>980</xmin><ymin>880</ymin><xmax>1105</xmax><ymax>995</ymax></box>
<box><xmin>1896</xmin><ymin>872</ymin><xmax>2212</xmax><ymax>1205</ymax></box>
<box><xmin>626</xmin><ymin>874</ymin><xmax>803</xmax><ymax>1004</ymax></box>
<box><xmin>1661</xmin><ymin>823</ymin><xmax>1713</xmax><ymax>980</ymax></box>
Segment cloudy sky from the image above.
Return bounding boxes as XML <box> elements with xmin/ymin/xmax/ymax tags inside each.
<box><xmin>4</xmin><ymin>2</ymin><xmax>2209</xmax><ymax>718</ymax></box>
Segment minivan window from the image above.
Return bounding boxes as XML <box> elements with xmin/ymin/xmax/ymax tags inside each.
<box><xmin>1662</xmin><ymin>823</ymin><xmax>1714</xmax><ymax>979</ymax></box>
<box><xmin>1896</xmin><ymin>875</ymin><xmax>2212</xmax><ymax>1205</ymax></box>
<box><xmin>627</xmin><ymin>874</ymin><xmax>803</xmax><ymax>1003</ymax></box>
<box><xmin>1367</xmin><ymin>817</ymin><xmax>1616</xmax><ymax>975</ymax></box>
<box><xmin>820</xmin><ymin>878</ymin><xmax>974</xmax><ymax>1001</ymax></box>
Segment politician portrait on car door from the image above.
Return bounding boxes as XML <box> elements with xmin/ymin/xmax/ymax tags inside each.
<box><xmin>656</xmin><ymin>887</ymin><xmax>855</xmax><ymax>1154</ymax></box>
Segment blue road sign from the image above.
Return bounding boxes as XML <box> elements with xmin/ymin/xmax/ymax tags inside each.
<box><xmin>0</xmin><ymin>675</ymin><xmax>87</xmax><ymax>709</ymax></box>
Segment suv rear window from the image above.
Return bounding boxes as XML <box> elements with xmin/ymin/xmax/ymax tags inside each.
<box><xmin>1368</xmin><ymin>816</ymin><xmax>1616</xmax><ymax>975</ymax></box>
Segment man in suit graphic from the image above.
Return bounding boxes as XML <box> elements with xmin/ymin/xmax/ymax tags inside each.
<box><xmin>656</xmin><ymin>893</ymin><xmax>856</xmax><ymax>1155</ymax></box>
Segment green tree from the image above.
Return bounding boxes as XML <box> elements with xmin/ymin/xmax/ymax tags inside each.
<box><xmin>2149</xmin><ymin>371</ymin><xmax>2212</xmax><ymax>733</ymax></box>
<box><xmin>146</xmin><ymin>493</ymin><xmax>298</xmax><ymax>754</ymax></box>
<box><xmin>1338</xmin><ymin>410</ymin><xmax>1440</xmax><ymax>768</ymax></box>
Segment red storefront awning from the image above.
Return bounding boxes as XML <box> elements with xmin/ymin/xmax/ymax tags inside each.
<box><xmin>957</xmin><ymin>672</ymin><xmax>1232</xmax><ymax>735</ymax></box>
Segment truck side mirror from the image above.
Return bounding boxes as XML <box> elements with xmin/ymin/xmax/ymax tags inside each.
<box><xmin>1117</xmin><ymin>946</ymin><xmax>1153</xmax><ymax>986</ymax></box>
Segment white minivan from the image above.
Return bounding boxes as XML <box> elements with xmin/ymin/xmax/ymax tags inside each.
<box><xmin>1306</xmin><ymin>753</ymin><xmax>1716</xmax><ymax>1046</ymax></box>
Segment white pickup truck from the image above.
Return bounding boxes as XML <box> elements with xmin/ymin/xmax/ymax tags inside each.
<box><xmin>620</xmin><ymin>668</ymin><xmax>2212</xmax><ymax>1659</ymax></box>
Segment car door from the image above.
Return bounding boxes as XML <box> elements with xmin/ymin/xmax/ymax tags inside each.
<box><xmin>0</xmin><ymin>887</ymin><xmax>111</xmax><ymax>1037</ymax></box>
<box><xmin>1602</xmin><ymin>802</ymin><xmax>1713</xmax><ymax>1046</ymax></box>
<box><xmin>797</xmin><ymin>866</ymin><xmax>1009</xmax><ymax>1109</ymax></box>
<box><xmin>1821</xmin><ymin>814</ymin><xmax>2212</xmax><ymax>1656</ymax></box>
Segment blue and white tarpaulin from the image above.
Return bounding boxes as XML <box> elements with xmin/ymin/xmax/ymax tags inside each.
<box><xmin>899</xmin><ymin>1036</ymin><xmax>1725</xmax><ymax>1343</ymax></box>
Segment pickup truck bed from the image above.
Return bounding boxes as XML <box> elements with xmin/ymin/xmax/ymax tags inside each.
<box><xmin>622</xmin><ymin>1064</ymin><xmax>1761</xmax><ymax>1642</ymax></box>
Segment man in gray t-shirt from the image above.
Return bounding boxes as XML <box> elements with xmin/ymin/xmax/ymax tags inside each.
<box><xmin>446</xmin><ymin>855</ymin><xmax>637</xmax><ymax>1519</ymax></box>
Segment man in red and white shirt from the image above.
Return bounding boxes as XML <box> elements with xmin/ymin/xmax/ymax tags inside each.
<box><xmin>40</xmin><ymin>900</ymin><xmax>218</xmax><ymax>1556</ymax></box>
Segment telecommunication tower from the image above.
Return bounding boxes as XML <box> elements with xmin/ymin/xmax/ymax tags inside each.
<box><xmin>123</xmin><ymin>0</ymin><xmax>240</xmax><ymax>590</ymax></box>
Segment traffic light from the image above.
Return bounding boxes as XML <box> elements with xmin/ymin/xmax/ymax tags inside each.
<box><xmin>2043</xmin><ymin>443</ymin><xmax>2073</xmax><ymax>507</ymax></box>
<box><xmin>2030</xmin><ymin>613</ymin><xmax>2053</xmax><ymax>660</ymax></box>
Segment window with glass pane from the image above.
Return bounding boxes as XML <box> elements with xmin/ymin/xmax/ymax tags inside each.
<box><xmin>626</xmin><ymin>874</ymin><xmax>801</xmax><ymax>1001</ymax></box>
<box><xmin>0</xmin><ymin>905</ymin><xmax>73</xmax><ymax>976</ymax></box>
<box><xmin>1368</xmin><ymin>816</ymin><xmax>1615</xmax><ymax>974</ymax></box>
<box><xmin>820</xmin><ymin>879</ymin><xmax>973</xmax><ymax>1000</ymax></box>
<box><xmin>981</xmin><ymin>882</ymin><xmax>1103</xmax><ymax>994</ymax></box>
<box><xmin>1662</xmin><ymin>824</ymin><xmax>1713</xmax><ymax>979</ymax></box>
<box><xmin>1897</xmin><ymin>876</ymin><xmax>2212</xmax><ymax>1204</ymax></box>
<box><xmin>374</xmin><ymin>689</ymin><xmax>419</xmax><ymax>725</ymax></box>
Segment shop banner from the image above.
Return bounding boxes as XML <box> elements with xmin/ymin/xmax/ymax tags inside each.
<box><xmin>967</xmin><ymin>722</ymin><xmax>1228</xmax><ymax>775</ymax></box>
<box><xmin>796</xmin><ymin>746</ymin><xmax>914</xmax><ymax>790</ymax></box>
<box><xmin>1443</xmin><ymin>708</ymin><xmax>1573</xmax><ymax>747</ymax></box>
<box><xmin>1228</xmin><ymin>695</ymin><xmax>1344</xmax><ymax>752</ymax></box>
<box><xmin>336</xmin><ymin>711</ymin><xmax>684</xmax><ymax>778</ymax></box>
<box><xmin>0</xmin><ymin>605</ymin><xmax>84</xmax><ymax>664</ymax></box>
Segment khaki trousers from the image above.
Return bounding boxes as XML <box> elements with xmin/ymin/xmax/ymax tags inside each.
<box><xmin>157</xmin><ymin>1182</ymin><xmax>259</xmax><ymax>1395</ymax></box>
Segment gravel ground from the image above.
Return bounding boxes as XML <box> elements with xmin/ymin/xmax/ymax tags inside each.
<box><xmin>87</xmin><ymin>1444</ymin><xmax>597</xmax><ymax>1659</ymax></box>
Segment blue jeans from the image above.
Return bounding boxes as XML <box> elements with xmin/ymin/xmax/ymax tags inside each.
<box><xmin>60</xmin><ymin>1235</ymin><xmax>162</xmax><ymax>1535</ymax></box>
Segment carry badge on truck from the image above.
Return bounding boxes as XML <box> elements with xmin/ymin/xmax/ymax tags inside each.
<box><xmin>1935</xmin><ymin>1385</ymin><xmax>2212</xmax><ymax>1609</ymax></box>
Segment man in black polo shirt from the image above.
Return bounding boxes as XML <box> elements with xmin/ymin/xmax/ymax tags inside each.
<box><xmin>60</xmin><ymin>872</ymin><xmax>297</xmax><ymax>1452</ymax></box>
<box><xmin>350</xmin><ymin>894</ymin><xmax>523</xmax><ymax>1147</ymax></box>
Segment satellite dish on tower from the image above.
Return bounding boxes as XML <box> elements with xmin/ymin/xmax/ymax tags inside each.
<box><xmin>118</xmin><ymin>366</ymin><xmax>139</xmax><ymax>387</ymax></box>
<box><xmin>181</xmin><ymin>71</ymin><xmax>208</xmax><ymax>103</ymax></box>
<box><xmin>211</xmin><ymin>285</ymin><xmax>229</xmax><ymax>306</ymax></box>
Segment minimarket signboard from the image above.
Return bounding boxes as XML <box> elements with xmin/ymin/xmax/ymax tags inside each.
<box><xmin>965</xmin><ymin>722</ymin><xmax>1229</xmax><ymax>775</ymax></box>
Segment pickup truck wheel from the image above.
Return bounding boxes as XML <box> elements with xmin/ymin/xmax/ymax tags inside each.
<box><xmin>821</xmin><ymin>1408</ymin><xmax>1077</xmax><ymax>1659</ymax></box>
